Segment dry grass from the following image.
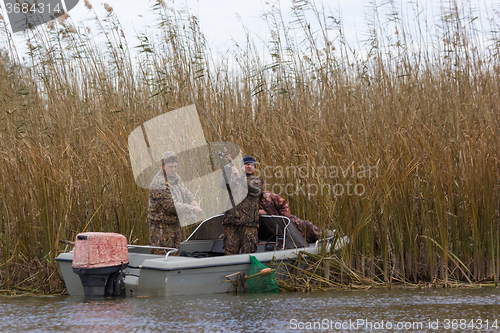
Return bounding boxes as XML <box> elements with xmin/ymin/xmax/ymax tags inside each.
<box><xmin>0</xmin><ymin>0</ymin><xmax>499</xmax><ymax>292</ymax></box>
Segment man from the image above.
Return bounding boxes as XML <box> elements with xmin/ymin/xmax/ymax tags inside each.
<box><xmin>258</xmin><ymin>191</ymin><xmax>326</xmax><ymax>243</ymax></box>
<box><xmin>241</xmin><ymin>156</ymin><xmax>327</xmax><ymax>243</ymax></box>
<box><xmin>221</xmin><ymin>155</ymin><xmax>264</xmax><ymax>255</ymax></box>
<box><xmin>148</xmin><ymin>151</ymin><xmax>202</xmax><ymax>254</ymax></box>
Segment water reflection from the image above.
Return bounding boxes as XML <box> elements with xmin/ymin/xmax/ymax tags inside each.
<box><xmin>0</xmin><ymin>288</ymin><xmax>499</xmax><ymax>332</ymax></box>
<box><xmin>68</xmin><ymin>299</ymin><xmax>133</xmax><ymax>331</ymax></box>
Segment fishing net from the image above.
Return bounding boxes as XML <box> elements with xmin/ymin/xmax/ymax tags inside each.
<box><xmin>246</xmin><ymin>255</ymin><xmax>279</xmax><ymax>293</ymax></box>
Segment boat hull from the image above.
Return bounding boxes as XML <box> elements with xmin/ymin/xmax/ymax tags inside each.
<box><xmin>55</xmin><ymin>215</ymin><xmax>347</xmax><ymax>296</ymax></box>
<box><xmin>56</xmin><ymin>247</ymin><xmax>317</xmax><ymax>296</ymax></box>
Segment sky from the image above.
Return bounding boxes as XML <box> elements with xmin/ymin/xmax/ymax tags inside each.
<box><xmin>2</xmin><ymin>0</ymin><xmax>500</xmax><ymax>62</ymax></box>
<box><xmin>1</xmin><ymin>0</ymin><xmax>374</xmax><ymax>58</ymax></box>
<box><xmin>69</xmin><ymin>0</ymin><xmax>367</xmax><ymax>48</ymax></box>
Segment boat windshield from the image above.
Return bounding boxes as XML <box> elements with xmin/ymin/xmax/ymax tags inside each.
<box><xmin>185</xmin><ymin>214</ymin><xmax>308</xmax><ymax>249</ymax></box>
<box><xmin>185</xmin><ymin>214</ymin><xmax>224</xmax><ymax>241</ymax></box>
<box><xmin>258</xmin><ymin>215</ymin><xmax>307</xmax><ymax>249</ymax></box>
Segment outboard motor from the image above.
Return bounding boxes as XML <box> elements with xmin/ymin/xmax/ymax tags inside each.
<box><xmin>72</xmin><ymin>232</ymin><xmax>129</xmax><ymax>297</ymax></box>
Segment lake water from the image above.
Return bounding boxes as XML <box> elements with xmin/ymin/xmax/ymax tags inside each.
<box><xmin>1</xmin><ymin>288</ymin><xmax>499</xmax><ymax>332</ymax></box>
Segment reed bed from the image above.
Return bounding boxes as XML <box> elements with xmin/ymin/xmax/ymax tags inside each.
<box><xmin>0</xmin><ymin>0</ymin><xmax>499</xmax><ymax>293</ymax></box>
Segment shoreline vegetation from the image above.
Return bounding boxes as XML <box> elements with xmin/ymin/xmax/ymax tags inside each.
<box><xmin>1</xmin><ymin>0</ymin><xmax>500</xmax><ymax>295</ymax></box>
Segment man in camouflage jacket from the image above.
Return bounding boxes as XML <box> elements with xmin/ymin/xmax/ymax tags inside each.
<box><xmin>148</xmin><ymin>151</ymin><xmax>202</xmax><ymax>254</ymax></box>
<box><xmin>238</xmin><ymin>156</ymin><xmax>325</xmax><ymax>243</ymax></box>
<box><xmin>258</xmin><ymin>191</ymin><xmax>323</xmax><ymax>243</ymax></box>
<box><xmin>221</xmin><ymin>155</ymin><xmax>264</xmax><ymax>255</ymax></box>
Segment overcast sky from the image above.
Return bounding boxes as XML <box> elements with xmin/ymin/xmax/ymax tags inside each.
<box><xmin>1</xmin><ymin>0</ymin><xmax>383</xmax><ymax>57</ymax></box>
<box><xmin>69</xmin><ymin>0</ymin><xmax>369</xmax><ymax>49</ymax></box>
<box><xmin>2</xmin><ymin>0</ymin><xmax>500</xmax><ymax>60</ymax></box>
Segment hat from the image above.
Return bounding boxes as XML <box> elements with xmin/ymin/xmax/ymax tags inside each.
<box><xmin>162</xmin><ymin>151</ymin><xmax>178</xmax><ymax>164</ymax></box>
<box><xmin>241</xmin><ymin>155</ymin><xmax>256</xmax><ymax>167</ymax></box>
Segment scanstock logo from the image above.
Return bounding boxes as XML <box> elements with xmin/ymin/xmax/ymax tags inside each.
<box><xmin>128</xmin><ymin>105</ymin><xmax>247</xmax><ymax>227</ymax></box>
<box><xmin>2</xmin><ymin>0</ymin><xmax>79</xmax><ymax>33</ymax></box>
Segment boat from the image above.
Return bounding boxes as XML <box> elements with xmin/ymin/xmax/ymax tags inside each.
<box><xmin>55</xmin><ymin>214</ymin><xmax>347</xmax><ymax>297</ymax></box>
<box><xmin>56</xmin><ymin>105</ymin><xmax>349</xmax><ymax>297</ymax></box>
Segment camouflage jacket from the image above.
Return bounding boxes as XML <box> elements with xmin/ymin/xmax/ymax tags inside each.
<box><xmin>258</xmin><ymin>191</ymin><xmax>292</xmax><ymax>217</ymax></box>
<box><xmin>222</xmin><ymin>170</ymin><xmax>264</xmax><ymax>228</ymax></box>
<box><xmin>147</xmin><ymin>171</ymin><xmax>196</xmax><ymax>225</ymax></box>
<box><xmin>259</xmin><ymin>191</ymin><xmax>322</xmax><ymax>243</ymax></box>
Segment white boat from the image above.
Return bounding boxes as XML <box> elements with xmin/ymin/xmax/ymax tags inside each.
<box><xmin>55</xmin><ymin>215</ymin><xmax>347</xmax><ymax>297</ymax></box>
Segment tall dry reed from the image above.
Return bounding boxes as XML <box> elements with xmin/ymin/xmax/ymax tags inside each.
<box><xmin>0</xmin><ymin>0</ymin><xmax>499</xmax><ymax>292</ymax></box>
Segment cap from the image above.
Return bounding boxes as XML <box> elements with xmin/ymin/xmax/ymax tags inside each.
<box><xmin>241</xmin><ymin>155</ymin><xmax>256</xmax><ymax>167</ymax></box>
<box><xmin>162</xmin><ymin>151</ymin><xmax>178</xmax><ymax>164</ymax></box>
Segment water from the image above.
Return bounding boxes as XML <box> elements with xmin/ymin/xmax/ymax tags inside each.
<box><xmin>1</xmin><ymin>288</ymin><xmax>499</xmax><ymax>332</ymax></box>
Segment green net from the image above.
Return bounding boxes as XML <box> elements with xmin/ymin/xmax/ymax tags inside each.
<box><xmin>246</xmin><ymin>255</ymin><xmax>279</xmax><ymax>293</ymax></box>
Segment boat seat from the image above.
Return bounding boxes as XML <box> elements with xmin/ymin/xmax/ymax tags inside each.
<box><xmin>211</xmin><ymin>239</ymin><xmax>224</xmax><ymax>253</ymax></box>
<box><xmin>178</xmin><ymin>239</ymin><xmax>225</xmax><ymax>258</ymax></box>
<box><xmin>179</xmin><ymin>239</ymin><xmax>214</xmax><ymax>253</ymax></box>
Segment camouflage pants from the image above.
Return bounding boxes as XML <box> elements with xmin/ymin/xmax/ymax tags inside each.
<box><xmin>223</xmin><ymin>225</ymin><xmax>258</xmax><ymax>255</ymax></box>
<box><xmin>149</xmin><ymin>219</ymin><xmax>181</xmax><ymax>255</ymax></box>
<box><xmin>290</xmin><ymin>215</ymin><xmax>322</xmax><ymax>243</ymax></box>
